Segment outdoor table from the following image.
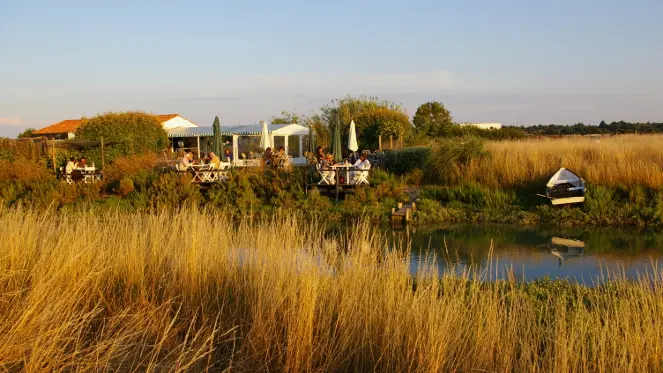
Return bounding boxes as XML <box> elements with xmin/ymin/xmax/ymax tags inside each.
<box><xmin>331</xmin><ymin>163</ymin><xmax>353</xmax><ymax>185</ymax></box>
<box><xmin>330</xmin><ymin>163</ymin><xmax>355</xmax><ymax>201</ymax></box>
<box><xmin>75</xmin><ymin>167</ymin><xmax>100</xmax><ymax>183</ymax></box>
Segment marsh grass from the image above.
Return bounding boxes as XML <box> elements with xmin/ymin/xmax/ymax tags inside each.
<box><xmin>457</xmin><ymin>134</ymin><xmax>663</xmax><ymax>189</ymax></box>
<box><xmin>1</xmin><ymin>208</ymin><xmax>663</xmax><ymax>372</ymax></box>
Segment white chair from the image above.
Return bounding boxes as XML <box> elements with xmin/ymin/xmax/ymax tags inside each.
<box><xmin>351</xmin><ymin>165</ymin><xmax>370</xmax><ymax>185</ymax></box>
<box><xmin>59</xmin><ymin>167</ymin><xmax>73</xmax><ymax>184</ymax></box>
<box><xmin>317</xmin><ymin>164</ymin><xmax>335</xmax><ymax>185</ymax></box>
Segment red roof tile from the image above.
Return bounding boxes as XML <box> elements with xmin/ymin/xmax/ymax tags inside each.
<box><xmin>156</xmin><ymin>114</ymin><xmax>179</xmax><ymax>122</ymax></box>
<box><xmin>33</xmin><ymin>114</ymin><xmax>184</xmax><ymax>135</ymax></box>
<box><xmin>33</xmin><ymin>119</ymin><xmax>85</xmax><ymax>135</ymax></box>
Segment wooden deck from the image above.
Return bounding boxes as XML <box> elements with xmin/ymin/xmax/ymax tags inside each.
<box><xmin>391</xmin><ymin>202</ymin><xmax>416</xmax><ymax>224</ymax></box>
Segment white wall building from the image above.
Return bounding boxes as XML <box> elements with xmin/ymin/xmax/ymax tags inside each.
<box><xmin>458</xmin><ymin>122</ymin><xmax>502</xmax><ymax>130</ymax></box>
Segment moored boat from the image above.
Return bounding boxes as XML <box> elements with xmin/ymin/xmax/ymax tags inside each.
<box><xmin>538</xmin><ymin>167</ymin><xmax>586</xmax><ymax>205</ymax></box>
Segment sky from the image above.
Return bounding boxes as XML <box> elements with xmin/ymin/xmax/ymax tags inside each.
<box><xmin>1</xmin><ymin>0</ymin><xmax>662</xmax><ymax>137</ymax></box>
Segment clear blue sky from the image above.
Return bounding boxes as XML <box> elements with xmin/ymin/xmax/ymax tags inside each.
<box><xmin>1</xmin><ymin>0</ymin><xmax>662</xmax><ymax>136</ymax></box>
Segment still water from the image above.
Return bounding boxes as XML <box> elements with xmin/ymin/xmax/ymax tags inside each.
<box><xmin>388</xmin><ymin>225</ymin><xmax>663</xmax><ymax>283</ymax></box>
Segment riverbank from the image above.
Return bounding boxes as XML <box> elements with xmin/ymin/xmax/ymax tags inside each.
<box><xmin>1</xmin><ymin>208</ymin><xmax>661</xmax><ymax>372</ymax></box>
<box><xmin>3</xmin><ymin>134</ymin><xmax>663</xmax><ymax>228</ymax></box>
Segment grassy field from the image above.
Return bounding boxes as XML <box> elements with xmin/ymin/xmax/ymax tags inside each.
<box><xmin>1</xmin><ymin>208</ymin><xmax>662</xmax><ymax>372</ymax></box>
<box><xmin>456</xmin><ymin>134</ymin><xmax>663</xmax><ymax>189</ymax></box>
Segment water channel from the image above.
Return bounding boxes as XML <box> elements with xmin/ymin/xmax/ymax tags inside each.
<box><xmin>387</xmin><ymin>224</ymin><xmax>663</xmax><ymax>283</ymax></box>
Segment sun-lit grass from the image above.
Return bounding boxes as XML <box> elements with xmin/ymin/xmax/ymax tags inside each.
<box><xmin>1</xmin><ymin>208</ymin><xmax>663</xmax><ymax>372</ymax></box>
<box><xmin>455</xmin><ymin>134</ymin><xmax>663</xmax><ymax>189</ymax></box>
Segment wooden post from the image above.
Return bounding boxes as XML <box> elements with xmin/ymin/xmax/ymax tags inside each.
<box><xmin>51</xmin><ymin>138</ymin><xmax>56</xmax><ymax>173</ymax></box>
<box><xmin>378</xmin><ymin>135</ymin><xmax>382</xmax><ymax>150</ymax></box>
<box><xmin>100</xmin><ymin>136</ymin><xmax>105</xmax><ymax>171</ymax></box>
<box><xmin>390</xmin><ymin>136</ymin><xmax>393</xmax><ymax>149</ymax></box>
<box><xmin>335</xmin><ymin>169</ymin><xmax>340</xmax><ymax>202</ymax></box>
<box><xmin>196</xmin><ymin>136</ymin><xmax>201</xmax><ymax>159</ymax></box>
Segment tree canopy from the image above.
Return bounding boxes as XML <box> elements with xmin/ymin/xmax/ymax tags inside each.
<box><xmin>270</xmin><ymin>111</ymin><xmax>300</xmax><ymax>124</ymax></box>
<box><xmin>413</xmin><ymin>101</ymin><xmax>453</xmax><ymax>137</ymax></box>
<box><xmin>522</xmin><ymin>121</ymin><xmax>663</xmax><ymax>135</ymax></box>
<box><xmin>319</xmin><ymin>95</ymin><xmax>411</xmax><ymax>149</ymax></box>
<box><xmin>75</xmin><ymin>111</ymin><xmax>168</xmax><ymax>164</ymax></box>
<box><xmin>17</xmin><ymin>128</ymin><xmax>35</xmax><ymax>139</ymax></box>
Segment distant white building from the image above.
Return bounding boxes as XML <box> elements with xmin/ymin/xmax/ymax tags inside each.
<box><xmin>458</xmin><ymin>122</ymin><xmax>502</xmax><ymax>130</ymax></box>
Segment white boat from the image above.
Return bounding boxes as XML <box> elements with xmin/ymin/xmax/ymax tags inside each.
<box><xmin>550</xmin><ymin>236</ymin><xmax>585</xmax><ymax>266</ymax></box>
<box><xmin>538</xmin><ymin>168</ymin><xmax>586</xmax><ymax>205</ymax></box>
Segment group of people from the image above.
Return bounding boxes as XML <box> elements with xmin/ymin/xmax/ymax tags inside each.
<box><xmin>315</xmin><ymin>146</ymin><xmax>371</xmax><ymax>184</ymax></box>
<box><xmin>263</xmin><ymin>146</ymin><xmax>289</xmax><ymax>167</ymax></box>
<box><xmin>177</xmin><ymin>148</ymin><xmax>233</xmax><ymax>171</ymax></box>
<box><xmin>63</xmin><ymin>156</ymin><xmax>95</xmax><ymax>181</ymax></box>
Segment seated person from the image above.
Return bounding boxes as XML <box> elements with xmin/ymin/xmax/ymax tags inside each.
<box><xmin>65</xmin><ymin>157</ymin><xmax>76</xmax><ymax>175</ymax></box>
<box><xmin>178</xmin><ymin>151</ymin><xmax>193</xmax><ymax>170</ymax></box>
<box><xmin>348</xmin><ymin>151</ymin><xmax>359</xmax><ymax>164</ymax></box>
<box><xmin>68</xmin><ymin>157</ymin><xmax>84</xmax><ymax>181</ymax></box>
<box><xmin>319</xmin><ymin>153</ymin><xmax>336</xmax><ymax>184</ymax></box>
<box><xmin>207</xmin><ymin>152</ymin><xmax>221</xmax><ymax>169</ymax></box>
<box><xmin>316</xmin><ymin>146</ymin><xmax>325</xmax><ymax>163</ymax></box>
<box><xmin>77</xmin><ymin>157</ymin><xmax>88</xmax><ymax>169</ymax></box>
<box><xmin>223</xmin><ymin>148</ymin><xmax>233</xmax><ymax>161</ymax></box>
<box><xmin>264</xmin><ymin>147</ymin><xmax>273</xmax><ymax>166</ymax></box>
<box><xmin>350</xmin><ymin>151</ymin><xmax>371</xmax><ymax>183</ymax></box>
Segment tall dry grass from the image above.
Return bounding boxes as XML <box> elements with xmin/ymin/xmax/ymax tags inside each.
<box><xmin>455</xmin><ymin>134</ymin><xmax>663</xmax><ymax>189</ymax></box>
<box><xmin>1</xmin><ymin>208</ymin><xmax>663</xmax><ymax>372</ymax></box>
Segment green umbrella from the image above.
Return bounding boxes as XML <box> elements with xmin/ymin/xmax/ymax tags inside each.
<box><xmin>212</xmin><ymin>116</ymin><xmax>225</xmax><ymax>161</ymax></box>
<box><xmin>330</xmin><ymin>112</ymin><xmax>343</xmax><ymax>162</ymax></box>
<box><xmin>307</xmin><ymin>125</ymin><xmax>316</xmax><ymax>156</ymax></box>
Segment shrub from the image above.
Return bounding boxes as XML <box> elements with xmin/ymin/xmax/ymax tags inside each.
<box><xmin>103</xmin><ymin>152</ymin><xmax>160</xmax><ymax>185</ymax></box>
<box><xmin>420</xmin><ymin>183</ymin><xmax>516</xmax><ymax>211</ymax></box>
<box><xmin>148</xmin><ymin>172</ymin><xmax>201</xmax><ymax>209</ymax></box>
<box><xmin>118</xmin><ymin>178</ymin><xmax>135</xmax><ymax>197</ymax></box>
<box><xmin>383</xmin><ymin>147</ymin><xmax>430</xmax><ymax>174</ymax></box>
<box><xmin>75</xmin><ymin>111</ymin><xmax>168</xmax><ymax>163</ymax></box>
<box><xmin>405</xmin><ymin>168</ymin><xmax>424</xmax><ymax>185</ymax></box>
<box><xmin>425</xmin><ymin>136</ymin><xmax>488</xmax><ymax>184</ymax></box>
<box><xmin>0</xmin><ymin>160</ymin><xmax>52</xmax><ymax>183</ymax></box>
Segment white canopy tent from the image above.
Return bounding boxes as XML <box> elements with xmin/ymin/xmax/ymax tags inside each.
<box><xmin>168</xmin><ymin>123</ymin><xmax>311</xmax><ymax>166</ymax></box>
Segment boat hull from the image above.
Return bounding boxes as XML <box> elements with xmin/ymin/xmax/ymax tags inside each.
<box><xmin>551</xmin><ymin>196</ymin><xmax>585</xmax><ymax>205</ymax></box>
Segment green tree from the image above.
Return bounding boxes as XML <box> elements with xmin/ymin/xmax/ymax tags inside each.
<box><xmin>413</xmin><ymin>101</ymin><xmax>453</xmax><ymax>137</ymax></box>
<box><xmin>17</xmin><ymin>128</ymin><xmax>35</xmax><ymax>139</ymax></box>
<box><xmin>320</xmin><ymin>95</ymin><xmax>412</xmax><ymax>149</ymax></box>
<box><xmin>301</xmin><ymin>114</ymin><xmax>330</xmax><ymax>148</ymax></box>
<box><xmin>75</xmin><ymin>111</ymin><xmax>168</xmax><ymax>164</ymax></box>
<box><xmin>270</xmin><ymin>110</ymin><xmax>300</xmax><ymax>124</ymax></box>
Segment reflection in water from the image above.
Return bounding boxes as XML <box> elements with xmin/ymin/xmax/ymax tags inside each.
<box><xmin>550</xmin><ymin>237</ymin><xmax>585</xmax><ymax>267</ymax></box>
<box><xmin>388</xmin><ymin>225</ymin><xmax>663</xmax><ymax>283</ymax></box>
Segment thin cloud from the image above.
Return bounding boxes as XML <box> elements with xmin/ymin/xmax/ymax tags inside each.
<box><xmin>0</xmin><ymin>117</ymin><xmax>24</xmax><ymax>126</ymax></box>
<box><xmin>185</xmin><ymin>70</ymin><xmax>463</xmax><ymax>99</ymax></box>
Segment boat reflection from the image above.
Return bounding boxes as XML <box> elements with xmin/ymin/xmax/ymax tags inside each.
<box><xmin>550</xmin><ymin>237</ymin><xmax>585</xmax><ymax>266</ymax></box>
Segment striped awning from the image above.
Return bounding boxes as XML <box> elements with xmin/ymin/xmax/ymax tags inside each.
<box><xmin>167</xmin><ymin>123</ymin><xmax>309</xmax><ymax>138</ymax></box>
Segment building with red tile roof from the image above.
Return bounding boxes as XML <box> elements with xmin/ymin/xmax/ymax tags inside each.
<box><xmin>33</xmin><ymin>114</ymin><xmax>198</xmax><ymax>139</ymax></box>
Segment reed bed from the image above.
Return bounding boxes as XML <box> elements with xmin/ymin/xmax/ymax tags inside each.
<box><xmin>455</xmin><ymin>134</ymin><xmax>663</xmax><ymax>189</ymax></box>
<box><xmin>1</xmin><ymin>208</ymin><xmax>662</xmax><ymax>372</ymax></box>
